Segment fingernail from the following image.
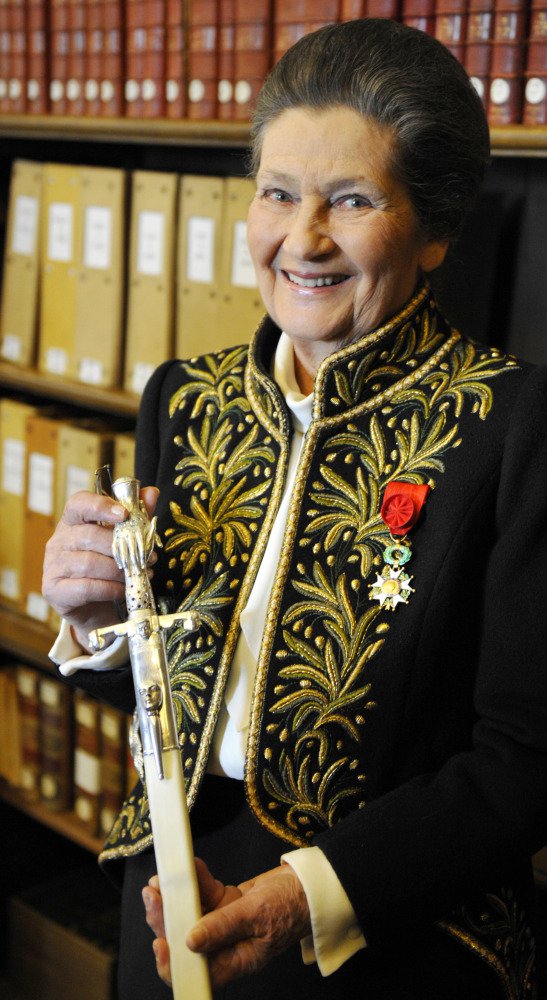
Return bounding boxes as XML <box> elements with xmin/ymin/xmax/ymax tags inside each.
<box><xmin>142</xmin><ymin>889</ymin><xmax>152</xmax><ymax>912</ymax></box>
<box><xmin>111</xmin><ymin>505</ymin><xmax>126</xmax><ymax>519</ymax></box>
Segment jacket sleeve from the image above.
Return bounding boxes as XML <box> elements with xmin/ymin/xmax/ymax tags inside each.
<box><xmin>312</xmin><ymin>364</ymin><xmax>547</xmax><ymax>945</ymax></box>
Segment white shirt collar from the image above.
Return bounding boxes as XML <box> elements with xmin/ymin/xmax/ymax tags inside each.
<box><xmin>273</xmin><ymin>332</ymin><xmax>313</xmax><ymax>434</ymax></box>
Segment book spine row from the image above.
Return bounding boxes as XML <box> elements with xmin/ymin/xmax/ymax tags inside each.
<box><xmin>0</xmin><ymin>0</ymin><xmax>543</xmax><ymax>124</ymax></box>
<box><xmin>0</xmin><ymin>663</ymin><xmax>138</xmax><ymax>838</ymax></box>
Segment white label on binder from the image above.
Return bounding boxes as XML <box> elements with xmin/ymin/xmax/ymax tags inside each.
<box><xmin>66</xmin><ymin>464</ymin><xmax>92</xmax><ymax>502</ymax></box>
<box><xmin>0</xmin><ymin>567</ymin><xmax>18</xmax><ymax>600</ymax></box>
<box><xmin>231</xmin><ymin>221</ymin><xmax>257</xmax><ymax>288</ymax></box>
<box><xmin>1</xmin><ymin>333</ymin><xmax>22</xmax><ymax>362</ymax></box>
<box><xmin>187</xmin><ymin>217</ymin><xmax>214</xmax><ymax>283</ymax></box>
<box><xmin>47</xmin><ymin>202</ymin><xmax>73</xmax><ymax>262</ymax></box>
<box><xmin>2</xmin><ymin>437</ymin><xmax>25</xmax><ymax>495</ymax></box>
<box><xmin>79</xmin><ymin>357</ymin><xmax>104</xmax><ymax>385</ymax></box>
<box><xmin>132</xmin><ymin>362</ymin><xmax>155</xmax><ymax>395</ymax></box>
<box><xmin>45</xmin><ymin>346</ymin><xmax>68</xmax><ymax>375</ymax></box>
<box><xmin>137</xmin><ymin>210</ymin><xmax>164</xmax><ymax>276</ymax></box>
<box><xmin>84</xmin><ymin>205</ymin><xmax>112</xmax><ymax>270</ymax></box>
<box><xmin>12</xmin><ymin>194</ymin><xmax>38</xmax><ymax>255</ymax></box>
<box><xmin>28</xmin><ymin>452</ymin><xmax>54</xmax><ymax>515</ymax></box>
<box><xmin>27</xmin><ymin>591</ymin><xmax>50</xmax><ymax>622</ymax></box>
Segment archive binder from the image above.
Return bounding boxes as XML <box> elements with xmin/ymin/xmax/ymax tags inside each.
<box><xmin>0</xmin><ymin>160</ymin><xmax>43</xmax><ymax>367</ymax></box>
<box><xmin>55</xmin><ymin>419</ymin><xmax>114</xmax><ymax>522</ymax></box>
<box><xmin>38</xmin><ymin>162</ymin><xmax>82</xmax><ymax>380</ymax></box>
<box><xmin>0</xmin><ymin>398</ymin><xmax>37</xmax><ymax>609</ymax></box>
<box><xmin>218</xmin><ymin>176</ymin><xmax>263</xmax><ymax>346</ymax></box>
<box><xmin>74</xmin><ymin>165</ymin><xmax>127</xmax><ymax>389</ymax></box>
<box><xmin>176</xmin><ymin>173</ymin><xmax>225</xmax><ymax>357</ymax></box>
<box><xmin>124</xmin><ymin>170</ymin><xmax>179</xmax><ymax>394</ymax></box>
<box><xmin>23</xmin><ymin>411</ymin><xmax>62</xmax><ymax>623</ymax></box>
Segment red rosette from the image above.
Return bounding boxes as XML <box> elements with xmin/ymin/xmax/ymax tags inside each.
<box><xmin>380</xmin><ymin>481</ymin><xmax>431</xmax><ymax>536</ymax></box>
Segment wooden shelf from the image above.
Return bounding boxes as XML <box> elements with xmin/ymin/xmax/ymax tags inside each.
<box><xmin>0</xmin><ymin>114</ymin><xmax>251</xmax><ymax>148</ymax></box>
<box><xmin>0</xmin><ymin>115</ymin><xmax>545</xmax><ymax>155</ymax></box>
<box><xmin>0</xmin><ymin>779</ymin><xmax>103</xmax><ymax>854</ymax></box>
<box><xmin>0</xmin><ymin>361</ymin><xmax>140</xmax><ymax>419</ymax></box>
<box><xmin>0</xmin><ymin>605</ymin><xmax>56</xmax><ymax>672</ymax></box>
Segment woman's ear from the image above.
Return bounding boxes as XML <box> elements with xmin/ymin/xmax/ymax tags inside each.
<box><xmin>419</xmin><ymin>239</ymin><xmax>449</xmax><ymax>273</ymax></box>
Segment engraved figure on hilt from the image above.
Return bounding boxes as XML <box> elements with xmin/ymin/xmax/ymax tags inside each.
<box><xmin>111</xmin><ymin>477</ymin><xmax>158</xmax><ymax>614</ymax></box>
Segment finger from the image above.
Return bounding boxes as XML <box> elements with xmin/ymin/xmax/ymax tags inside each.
<box><xmin>142</xmin><ymin>885</ymin><xmax>166</xmax><ymax>939</ymax></box>
<box><xmin>194</xmin><ymin>858</ymin><xmax>228</xmax><ymax>913</ymax></box>
<box><xmin>208</xmin><ymin>938</ymin><xmax>265</xmax><ymax>990</ymax></box>
<box><xmin>186</xmin><ymin>894</ymin><xmax>256</xmax><ymax>955</ymax></box>
<box><xmin>152</xmin><ymin>937</ymin><xmax>172</xmax><ymax>986</ymax></box>
<box><xmin>61</xmin><ymin>491</ymin><xmax>128</xmax><ymax>527</ymax></box>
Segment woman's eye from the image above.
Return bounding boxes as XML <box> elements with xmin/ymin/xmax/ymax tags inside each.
<box><xmin>336</xmin><ymin>194</ymin><xmax>371</xmax><ymax>209</ymax></box>
<box><xmin>264</xmin><ymin>188</ymin><xmax>292</xmax><ymax>204</ymax></box>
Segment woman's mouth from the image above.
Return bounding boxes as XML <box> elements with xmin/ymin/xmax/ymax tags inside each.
<box><xmin>284</xmin><ymin>271</ymin><xmax>350</xmax><ymax>288</ymax></box>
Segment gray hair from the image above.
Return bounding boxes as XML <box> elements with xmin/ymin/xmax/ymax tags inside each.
<box><xmin>250</xmin><ymin>19</ymin><xmax>490</xmax><ymax>242</ymax></box>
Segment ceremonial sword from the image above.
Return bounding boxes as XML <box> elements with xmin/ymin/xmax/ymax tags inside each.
<box><xmin>89</xmin><ymin>472</ymin><xmax>212</xmax><ymax>1000</ymax></box>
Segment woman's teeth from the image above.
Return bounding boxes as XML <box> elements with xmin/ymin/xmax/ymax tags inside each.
<box><xmin>286</xmin><ymin>272</ymin><xmax>347</xmax><ymax>288</ymax></box>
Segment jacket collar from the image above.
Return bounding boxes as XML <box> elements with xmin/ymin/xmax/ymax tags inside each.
<box><xmin>245</xmin><ymin>284</ymin><xmax>451</xmax><ymax>430</ymax></box>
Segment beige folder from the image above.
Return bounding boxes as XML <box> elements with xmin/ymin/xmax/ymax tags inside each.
<box><xmin>74</xmin><ymin>166</ymin><xmax>127</xmax><ymax>389</ymax></box>
<box><xmin>112</xmin><ymin>431</ymin><xmax>135</xmax><ymax>480</ymax></box>
<box><xmin>55</xmin><ymin>419</ymin><xmax>114</xmax><ymax>522</ymax></box>
<box><xmin>123</xmin><ymin>171</ymin><xmax>179</xmax><ymax>395</ymax></box>
<box><xmin>218</xmin><ymin>176</ymin><xmax>264</xmax><ymax>347</ymax></box>
<box><xmin>22</xmin><ymin>411</ymin><xmax>62</xmax><ymax>623</ymax></box>
<box><xmin>38</xmin><ymin>163</ymin><xmax>82</xmax><ymax>380</ymax></box>
<box><xmin>0</xmin><ymin>160</ymin><xmax>43</xmax><ymax>367</ymax></box>
<box><xmin>175</xmin><ymin>174</ymin><xmax>225</xmax><ymax>358</ymax></box>
<box><xmin>0</xmin><ymin>398</ymin><xmax>37</xmax><ymax>609</ymax></box>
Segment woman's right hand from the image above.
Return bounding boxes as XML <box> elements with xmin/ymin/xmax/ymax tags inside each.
<box><xmin>42</xmin><ymin>487</ymin><xmax>159</xmax><ymax>652</ymax></box>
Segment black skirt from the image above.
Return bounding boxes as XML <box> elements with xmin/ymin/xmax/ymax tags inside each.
<box><xmin>118</xmin><ymin>775</ymin><xmax>504</xmax><ymax>1000</ymax></box>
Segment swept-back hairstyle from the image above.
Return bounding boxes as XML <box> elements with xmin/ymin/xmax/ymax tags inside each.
<box><xmin>250</xmin><ymin>19</ymin><xmax>490</xmax><ymax>242</ymax></box>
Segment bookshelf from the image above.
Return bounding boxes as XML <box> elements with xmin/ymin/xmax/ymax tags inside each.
<box><xmin>0</xmin><ymin>115</ymin><xmax>545</xmax><ymax>156</ymax></box>
<box><xmin>0</xmin><ymin>106</ymin><xmax>546</xmax><ymax>996</ymax></box>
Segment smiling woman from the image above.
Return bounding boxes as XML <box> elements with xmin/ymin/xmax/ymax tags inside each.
<box><xmin>247</xmin><ymin>107</ymin><xmax>448</xmax><ymax>391</ymax></box>
<box><xmin>42</xmin><ymin>17</ymin><xmax>547</xmax><ymax>1000</ymax></box>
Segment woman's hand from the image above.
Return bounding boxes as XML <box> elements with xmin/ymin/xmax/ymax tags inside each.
<box><xmin>42</xmin><ymin>486</ymin><xmax>159</xmax><ymax>651</ymax></box>
<box><xmin>143</xmin><ymin>857</ymin><xmax>312</xmax><ymax>989</ymax></box>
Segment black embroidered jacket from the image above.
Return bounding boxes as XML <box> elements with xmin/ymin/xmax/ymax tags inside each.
<box><xmin>88</xmin><ymin>286</ymin><xmax>547</xmax><ymax>998</ymax></box>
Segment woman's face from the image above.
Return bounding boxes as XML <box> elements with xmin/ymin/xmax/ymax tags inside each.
<box><xmin>247</xmin><ymin>106</ymin><xmax>447</xmax><ymax>373</ymax></box>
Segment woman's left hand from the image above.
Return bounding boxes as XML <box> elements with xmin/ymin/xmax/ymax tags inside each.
<box><xmin>142</xmin><ymin>857</ymin><xmax>312</xmax><ymax>989</ymax></box>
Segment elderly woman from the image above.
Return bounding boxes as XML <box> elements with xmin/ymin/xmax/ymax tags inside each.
<box><xmin>43</xmin><ymin>18</ymin><xmax>547</xmax><ymax>1000</ymax></box>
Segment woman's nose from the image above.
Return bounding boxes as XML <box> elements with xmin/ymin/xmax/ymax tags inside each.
<box><xmin>283</xmin><ymin>202</ymin><xmax>335</xmax><ymax>259</ymax></box>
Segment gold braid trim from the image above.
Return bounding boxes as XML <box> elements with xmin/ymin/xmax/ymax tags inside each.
<box><xmin>438</xmin><ymin>920</ymin><xmax>515</xmax><ymax>1000</ymax></box>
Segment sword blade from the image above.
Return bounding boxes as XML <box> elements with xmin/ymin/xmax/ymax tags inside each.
<box><xmin>144</xmin><ymin>749</ymin><xmax>212</xmax><ymax>1000</ymax></box>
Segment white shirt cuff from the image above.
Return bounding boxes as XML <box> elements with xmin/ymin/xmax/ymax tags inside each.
<box><xmin>49</xmin><ymin>619</ymin><xmax>128</xmax><ymax>677</ymax></box>
<box><xmin>282</xmin><ymin>846</ymin><xmax>366</xmax><ymax>976</ymax></box>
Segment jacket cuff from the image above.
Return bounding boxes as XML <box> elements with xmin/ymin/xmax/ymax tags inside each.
<box><xmin>281</xmin><ymin>846</ymin><xmax>366</xmax><ymax>976</ymax></box>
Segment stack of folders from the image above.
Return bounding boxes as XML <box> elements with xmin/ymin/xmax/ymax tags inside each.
<box><xmin>0</xmin><ymin>395</ymin><xmax>135</xmax><ymax>622</ymax></box>
<box><xmin>0</xmin><ymin>160</ymin><xmax>264</xmax><ymax>394</ymax></box>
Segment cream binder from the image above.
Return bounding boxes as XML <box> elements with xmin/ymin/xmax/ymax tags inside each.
<box><xmin>123</xmin><ymin>170</ymin><xmax>179</xmax><ymax>395</ymax></box>
<box><xmin>0</xmin><ymin>160</ymin><xmax>43</xmax><ymax>366</ymax></box>
<box><xmin>175</xmin><ymin>173</ymin><xmax>225</xmax><ymax>358</ymax></box>
<box><xmin>38</xmin><ymin>162</ymin><xmax>82</xmax><ymax>380</ymax></box>
<box><xmin>74</xmin><ymin>165</ymin><xmax>127</xmax><ymax>389</ymax></box>
<box><xmin>0</xmin><ymin>398</ymin><xmax>37</xmax><ymax>609</ymax></box>
<box><xmin>218</xmin><ymin>176</ymin><xmax>263</xmax><ymax>347</ymax></box>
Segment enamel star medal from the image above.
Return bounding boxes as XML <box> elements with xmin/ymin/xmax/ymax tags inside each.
<box><xmin>369</xmin><ymin>481</ymin><xmax>431</xmax><ymax>612</ymax></box>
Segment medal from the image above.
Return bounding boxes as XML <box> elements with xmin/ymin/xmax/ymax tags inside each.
<box><xmin>369</xmin><ymin>481</ymin><xmax>431</xmax><ymax>612</ymax></box>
